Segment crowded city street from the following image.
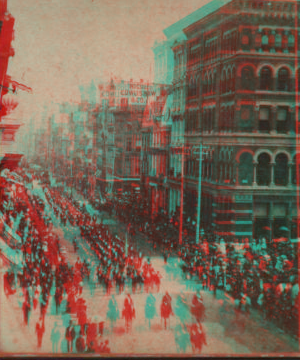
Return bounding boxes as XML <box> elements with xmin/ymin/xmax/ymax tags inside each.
<box><xmin>1</xmin><ymin>0</ymin><xmax>300</xmax><ymax>356</ymax></box>
<box><xmin>0</xmin><ymin>168</ymin><xmax>298</xmax><ymax>355</ymax></box>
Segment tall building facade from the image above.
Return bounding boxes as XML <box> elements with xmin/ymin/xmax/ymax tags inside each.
<box><xmin>163</xmin><ymin>0</ymin><xmax>299</xmax><ymax>241</ymax></box>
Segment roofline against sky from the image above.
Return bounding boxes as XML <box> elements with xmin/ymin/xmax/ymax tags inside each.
<box><xmin>162</xmin><ymin>0</ymin><xmax>232</xmax><ymax>40</ymax></box>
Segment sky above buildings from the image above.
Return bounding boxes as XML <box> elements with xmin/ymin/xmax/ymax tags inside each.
<box><xmin>7</xmin><ymin>0</ymin><xmax>211</xmax><ymax>125</ymax></box>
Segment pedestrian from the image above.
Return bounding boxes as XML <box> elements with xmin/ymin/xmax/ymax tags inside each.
<box><xmin>106</xmin><ymin>295</ymin><xmax>120</xmax><ymax>331</ymax></box>
<box><xmin>160</xmin><ymin>291</ymin><xmax>173</xmax><ymax>330</ymax></box>
<box><xmin>122</xmin><ymin>293</ymin><xmax>135</xmax><ymax>333</ymax></box>
<box><xmin>145</xmin><ymin>293</ymin><xmax>157</xmax><ymax>329</ymax></box>
<box><xmin>86</xmin><ymin>318</ymin><xmax>98</xmax><ymax>349</ymax></box>
<box><xmin>174</xmin><ymin>292</ymin><xmax>190</xmax><ymax>325</ymax></box>
<box><xmin>191</xmin><ymin>289</ymin><xmax>205</xmax><ymax>323</ymax></box>
<box><xmin>65</xmin><ymin>320</ymin><xmax>76</xmax><ymax>353</ymax></box>
<box><xmin>174</xmin><ymin>323</ymin><xmax>190</xmax><ymax>353</ymax></box>
<box><xmin>35</xmin><ymin>317</ymin><xmax>45</xmax><ymax>349</ymax></box>
<box><xmin>190</xmin><ymin>322</ymin><xmax>207</xmax><ymax>353</ymax></box>
<box><xmin>22</xmin><ymin>296</ymin><xmax>31</xmax><ymax>326</ymax></box>
<box><xmin>75</xmin><ymin>329</ymin><xmax>86</xmax><ymax>353</ymax></box>
<box><xmin>51</xmin><ymin>321</ymin><xmax>60</xmax><ymax>353</ymax></box>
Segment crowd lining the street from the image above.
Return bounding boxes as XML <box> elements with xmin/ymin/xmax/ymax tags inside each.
<box><xmin>0</xmin><ymin>166</ymin><xmax>299</xmax><ymax>354</ymax></box>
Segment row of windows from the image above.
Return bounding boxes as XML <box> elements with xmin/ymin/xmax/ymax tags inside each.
<box><xmin>241</xmin><ymin>30</ymin><xmax>295</xmax><ymax>53</ymax></box>
<box><xmin>240</xmin><ymin>105</ymin><xmax>293</xmax><ymax>134</ymax></box>
<box><xmin>149</xmin><ymin>154</ymin><xmax>167</xmax><ymax>177</ymax></box>
<box><xmin>239</xmin><ymin>1</ymin><xmax>295</xmax><ymax>12</ymax></box>
<box><xmin>183</xmin><ymin>152</ymin><xmax>296</xmax><ymax>187</ymax></box>
<box><xmin>182</xmin><ymin>104</ymin><xmax>293</xmax><ymax>135</ymax></box>
<box><xmin>239</xmin><ymin>152</ymin><xmax>297</xmax><ymax>186</ymax></box>
<box><xmin>188</xmin><ymin>28</ymin><xmax>296</xmax><ymax>66</ymax></box>
<box><xmin>187</xmin><ymin>64</ymin><xmax>296</xmax><ymax>98</ymax></box>
<box><xmin>242</xmin><ymin>66</ymin><xmax>296</xmax><ymax>92</ymax></box>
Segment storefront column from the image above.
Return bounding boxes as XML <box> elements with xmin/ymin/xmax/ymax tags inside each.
<box><xmin>270</xmin><ymin>162</ymin><xmax>275</xmax><ymax>186</ymax></box>
<box><xmin>288</xmin><ymin>163</ymin><xmax>292</xmax><ymax>186</ymax></box>
<box><xmin>253</xmin><ymin>162</ymin><xmax>257</xmax><ymax>186</ymax></box>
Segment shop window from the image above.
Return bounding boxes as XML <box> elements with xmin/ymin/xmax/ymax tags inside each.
<box><xmin>257</xmin><ymin>153</ymin><xmax>271</xmax><ymax>186</ymax></box>
<box><xmin>274</xmin><ymin>153</ymin><xmax>288</xmax><ymax>186</ymax></box>
<box><xmin>259</xmin><ymin>107</ymin><xmax>271</xmax><ymax>132</ymax></box>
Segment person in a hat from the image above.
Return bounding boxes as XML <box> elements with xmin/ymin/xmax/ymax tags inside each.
<box><xmin>35</xmin><ymin>317</ymin><xmax>45</xmax><ymax>349</ymax></box>
<box><xmin>65</xmin><ymin>320</ymin><xmax>76</xmax><ymax>352</ymax></box>
<box><xmin>191</xmin><ymin>289</ymin><xmax>205</xmax><ymax>323</ymax></box>
<box><xmin>122</xmin><ymin>293</ymin><xmax>135</xmax><ymax>333</ymax></box>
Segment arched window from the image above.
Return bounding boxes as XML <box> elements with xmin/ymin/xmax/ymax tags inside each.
<box><xmin>277</xmin><ymin>67</ymin><xmax>290</xmax><ymax>91</ymax></box>
<box><xmin>188</xmin><ymin>78</ymin><xmax>193</xmax><ymax>97</ymax></box>
<box><xmin>274</xmin><ymin>153</ymin><xmax>288</xmax><ymax>186</ymax></box>
<box><xmin>212</xmin><ymin>72</ymin><xmax>217</xmax><ymax>93</ymax></box>
<box><xmin>192</xmin><ymin>78</ymin><xmax>196</xmax><ymax>97</ymax></box>
<box><xmin>219</xmin><ymin>108</ymin><xmax>224</xmax><ymax>131</ymax></box>
<box><xmin>222</xmin><ymin>71</ymin><xmax>226</xmax><ymax>93</ymax></box>
<box><xmin>224</xmin><ymin>108</ymin><xmax>230</xmax><ymax>131</ymax></box>
<box><xmin>196</xmin><ymin>77</ymin><xmax>200</xmax><ymax>97</ymax></box>
<box><xmin>260</xmin><ymin>66</ymin><xmax>273</xmax><ymax>90</ymax></box>
<box><xmin>257</xmin><ymin>153</ymin><xmax>271</xmax><ymax>185</ymax></box>
<box><xmin>203</xmin><ymin>110</ymin><xmax>207</xmax><ymax>132</ymax></box>
<box><xmin>208</xmin><ymin>75</ymin><xmax>212</xmax><ymax>94</ymax></box>
<box><xmin>212</xmin><ymin>108</ymin><xmax>215</xmax><ymax>131</ymax></box>
<box><xmin>241</xmin><ymin>66</ymin><xmax>255</xmax><ymax>90</ymax></box>
<box><xmin>227</xmin><ymin>71</ymin><xmax>231</xmax><ymax>93</ymax></box>
<box><xmin>230</xmin><ymin>106</ymin><xmax>234</xmax><ymax>130</ymax></box>
<box><xmin>203</xmin><ymin>75</ymin><xmax>208</xmax><ymax>94</ymax></box>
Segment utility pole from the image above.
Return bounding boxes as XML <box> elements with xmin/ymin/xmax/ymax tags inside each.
<box><xmin>179</xmin><ymin>144</ymin><xmax>185</xmax><ymax>245</ymax></box>
<box><xmin>196</xmin><ymin>143</ymin><xmax>209</xmax><ymax>244</ymax></box>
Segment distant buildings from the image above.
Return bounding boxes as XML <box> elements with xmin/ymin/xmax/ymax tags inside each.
<box><xmin>33</xmin><ymin>0</ymin><xmax>299</xmax><ymax>242</ymax></box>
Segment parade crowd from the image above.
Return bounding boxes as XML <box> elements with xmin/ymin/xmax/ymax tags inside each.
<box><xmin>92</xmin><ymin>190</ymin><xmax>299</xmax><ymax>337</ymax></box>
<box><xmin>0</xmin><ymin>166</ymin><xmax>298</xmax><ymax>354</ymax></box>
